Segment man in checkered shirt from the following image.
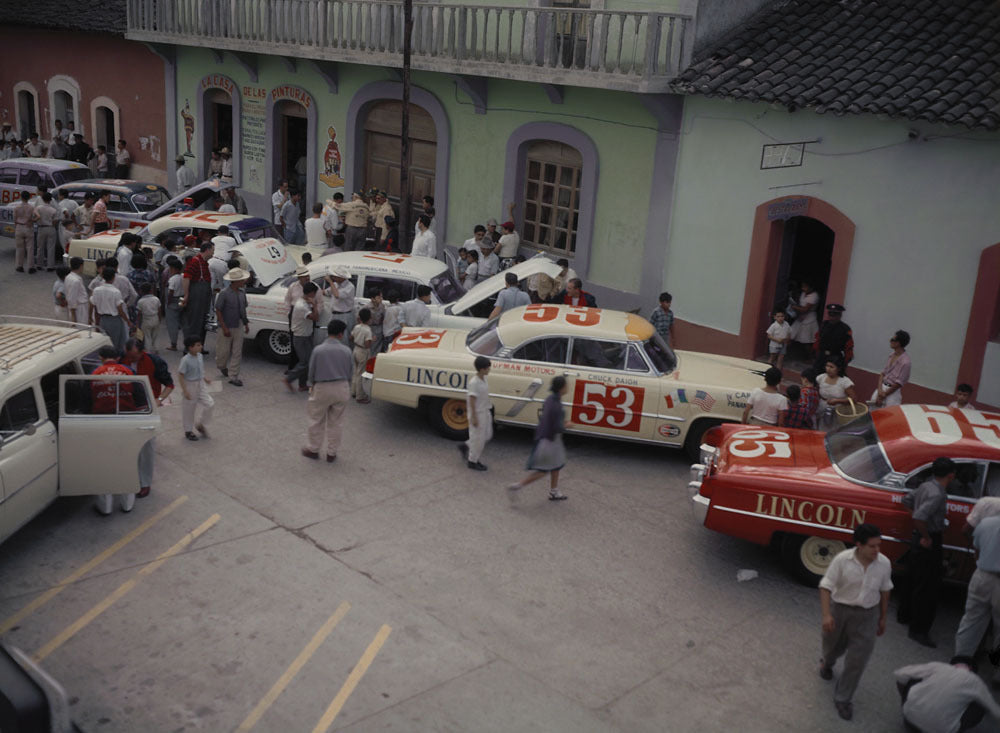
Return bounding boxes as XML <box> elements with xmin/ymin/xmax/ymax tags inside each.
<box><xmin>649</xmin><ymin>292</ymin><xmax>675</xmax><ymax>347</ymax></box>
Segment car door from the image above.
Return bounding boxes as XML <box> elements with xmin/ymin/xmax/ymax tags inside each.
<box><xmin>492</xmin><ymin>336</ymin><xmax>571</xmax><ymax>427</ymax></box>
<box><xmin>57</xmin><ymin>374</ymin><xmax>160</xmax><ymax>496</ymax></box>
<box><xmin>0</xmin><ymin>384</ymin><xmax>58</xmax><ymax>544</ymax></box>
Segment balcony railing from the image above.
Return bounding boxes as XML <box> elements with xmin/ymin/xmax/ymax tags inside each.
<box><xmin>126</xmin><ymin>0</ymin><xmax>695</xmax><ymax>93</ymax></box>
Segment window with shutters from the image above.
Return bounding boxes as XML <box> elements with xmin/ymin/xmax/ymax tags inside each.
<box><xmin>521</xmin><ymin>141</ymin><xmax>582</xmax><ymax>256</ymax></box>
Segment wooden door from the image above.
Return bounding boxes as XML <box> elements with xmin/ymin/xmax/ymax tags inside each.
<box><xmin>364</xmin><ymin>101</ymin><xmax>436</xmax><ymax>222</ymax></box>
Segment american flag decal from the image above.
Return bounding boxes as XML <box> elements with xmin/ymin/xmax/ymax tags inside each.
<box><xmin>692</xmin><ymin>390</ymin><xmax>716</xmax><ymax>411</ymax></box>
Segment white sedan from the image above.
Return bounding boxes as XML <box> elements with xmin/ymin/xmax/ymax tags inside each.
<box><xmin>237</xmin><ymin>247</ymin><xmax>563</xmax><ymax>362</ymax></box>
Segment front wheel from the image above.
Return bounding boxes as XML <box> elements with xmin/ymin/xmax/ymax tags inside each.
<box><xmin>780</xmin><ymin>534</ymin><xmax>847</xmax><ymax>586</ymax></box>
<box><xmin>427</xmin><ymin>397</ymin><xmax>469</xmax><ymax>440</ymax></box>
<box><xmin>683</xmin><ymin>418</ymin><xmax>724</xmax><ymax>462</ymax></box>
<box><xmin>256</xmin><ymin>329</ymin><xmax>291</xmax><ymax>363</ymax></box>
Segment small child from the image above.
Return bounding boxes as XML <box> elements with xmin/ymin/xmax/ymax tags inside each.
<box><xmin>53</xmin><ymin>265</ymin><xmax>70</xmax><ymax>320</ymax></box>
<box><xmin>301</xmin><ymin>251</ymin><xmax>313</xmax><ymax>265</ymax></box>
<box><xmin>742</xmin><ymin>366</ymin><xmax>789</xmax><ymax>426</ymax></box>
<box><xmin>382</xmin><ymin>290</ymin><xmax>404</xmax><ymax>351</ymax></box>
<box><xmin>350</xmin><ymin>308</ymin><xmax>373</xmax><ymax>403</ymax></box>
<box><xmin>136</xmin><ymin>282</ymin><xmax>162</xmax><ymax>352</ymax></box>
<box><xmin>462</xmin><ymin>249</ymin><xmax>480</xmax><ymax>289</ymax></box>
<box><xmin>778</xmin><ymin>384</ymin><xmax>814</xmax><ymax>428</ymax></box>
<box><xmin>177</xmin><ymin>336</ymin><xmax>213</xmax><ymax>441</ymax></box>
<box><xmin>165</xmin><ymin>258</ymin><xmax>184</xmax><ymax>350</ymax></box>
<box><xmin>949</xmin><ymin>383</ymin><xmax>975</xmax><ymax>410</ymax></box>
<box><xmin>766</xmin><ymin>311</ymin><xmax>791</xmax><ymax>369</ymax></box>
<box><xmin>456</xmin><ymin>247</ymin><xmax>468</xmax><ymax>280</ymax></box>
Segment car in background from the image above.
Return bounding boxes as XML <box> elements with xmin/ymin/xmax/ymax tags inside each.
<box><xmin>0</xmin><ymin>158</ymin><xmax>91</xmax><ymax>235</ymax></box>
<box><xmin>365</xmin><ymin>303</ymin><xmax>766</xmax><ymax>451</ymax></box>
<box><xmin>242</xmin><ymin>250</ymin><xmax>563</xmax><ymax>362</ymax></box>
<box><xmin>689</xmin><ymin>405</ymin><xmax>1000</xmax><ymax>585</ymax></box>
<box><xmin>66</xmin><ymin>211</ymin><xmax>287</xmax><ymax>277</ymax></box>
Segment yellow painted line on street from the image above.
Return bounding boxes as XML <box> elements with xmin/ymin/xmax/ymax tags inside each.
<box><xmin>0</xmin><ymin>495</ymin><xmax>188</xmax><ymax>635</ymax></box>
<box><xmin>311</xmin><ymin>624</ymin><xmax>392</xmax><ymax>733</ymax></box>
<box><xmin>235</xmin><ymin>602</ymin><xmax>352</xmax><ymax>732</ymax></box>
<box><xmin>33</xmin><ymin>513</ymin><xmax>219</xmax><ymax>663</ymax></box>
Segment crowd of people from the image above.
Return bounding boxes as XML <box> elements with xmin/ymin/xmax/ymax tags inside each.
<box><xmin>1</xmin><ymin>120</ymin><xmax>131</xmax><ymax>178</ymax></box>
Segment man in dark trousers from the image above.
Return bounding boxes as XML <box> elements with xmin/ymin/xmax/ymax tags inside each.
<box><xmin>897</xmin><ymin>457</ymin><xmax>954</xmax><ymax>648</ymax></box>
<box><xmin>813</xmin><ymin>303</ymin><xmax>854</xmax><ymax>373</ymax></box>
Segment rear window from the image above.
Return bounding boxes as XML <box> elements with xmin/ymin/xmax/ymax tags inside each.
<box><xmin>51</xmin><ymin>168</ymin><xmax>91</xmax><ymax>185</ymax></box>
<box><xmin>236</xmin><ymin>223</ymin><xmax>283</xmax><ymax>243</ymax></box>
<box><xmin>826</xmin><ymin>415</ymin><xmax>892</xmax><ymax>485</ymax></box>
<box><xmin>131</xmin><ymin>188</ymin><xmax>170</xmax><ymax>211</ymax></box>
<box><xmin>430</xmin><ymin>271</ymin><xmax>463</xmax><ymax>305</ymax></box>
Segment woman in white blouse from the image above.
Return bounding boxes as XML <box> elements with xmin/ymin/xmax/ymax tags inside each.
<box><xmin>789</xmin><ymin>281</ymin><xmax>820</xmax><ymax>349</ymax></box>
<box><xmin>817</xmin><ymin>357</ymin><xmax>856</xmax><ymax>431</ymax></box>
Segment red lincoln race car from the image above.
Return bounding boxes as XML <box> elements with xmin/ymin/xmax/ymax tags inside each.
<box><xmin>689</xmin><ymin>404</ymin><xmax>1000</xmax><ymax>585</ymax></box>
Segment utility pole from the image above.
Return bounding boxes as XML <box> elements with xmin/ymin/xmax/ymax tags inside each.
<box><xmin>399</xmin><ymin>0</ymin><xmax>413</xmax><ymax>252</ymax></box>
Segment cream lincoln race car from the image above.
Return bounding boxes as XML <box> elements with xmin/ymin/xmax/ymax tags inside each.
<box><xmin>365</xmin><ymin>304</ymin><xmax>768</xmax><ymax>457</ymax></box>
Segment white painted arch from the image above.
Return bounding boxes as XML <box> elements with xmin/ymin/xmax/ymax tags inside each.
<box><xmin>13</xmin><ymin>81</ymin><xmax>41</xmax><ymax>139</ymax></box>
<box><xmin>47</xmin><ymin>74</ymin><xmax>82</xmax><ymax>138</ymax></box>
<box><xmin>90</xmin><ymin>96</ymin><xmax>121</xmax><ymax>150</ymax></box>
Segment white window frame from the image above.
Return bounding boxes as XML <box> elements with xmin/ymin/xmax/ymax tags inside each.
<box><xmin>13</xmin><ymin>81</ymin><xmax>41</xmax><ymax>140</ymax></box>
<box><xmin>90</xmin><ymin>96</ymin><xmax>121</xmax><ymax>151</ymax></box>
<box><xmin>47</xmin><ymin>75</ymin><xmax>83</xmax><ymax>138</ymax></box>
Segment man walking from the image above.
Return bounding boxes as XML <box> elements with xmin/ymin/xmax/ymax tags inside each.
<box><xmin>90</xmin><ymin>266</ymin><xmax>133</xmax><ymax>353</ymax></box>
<box><xmin>813</xmin><ymin>303</ymin><xmax>854</xmax><ymax>373</ymax></box>
<box><xmin>460</xmin><ymin>356</ymin><xmax>493</xmax><ymax>471</ymax></box>
<box><xmin>818</xmin><ymin>523</ymin><xmax>893</xmax><ymax>721</ymax></box>
<box><xmin>898</xmin><ymin>457</ymin><xmax>954</xmax><ymax>648</ymax></box>
<box><xmin>214</xmin><ymin>267</ymin><xmax>251</xmax><ymax>387</ymax></box>
<box><xmin>954</xmin><ymin>513</ymin><xmax>1000</xmax><ymax>679</ymax></box>
<box><xmin>303</xmin><ymin>320</ymin><xmax>354</xmax><ymax>462</ymax></box>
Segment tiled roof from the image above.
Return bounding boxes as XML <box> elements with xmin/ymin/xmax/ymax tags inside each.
<box><xmin>0</xmin><ymin>0</ymin><xmax>127</xmax><ymax>36</ymax></box>
<box><xmin>673</xmin><ymin>0</ymin><xmax>1000</xmax><ymax>131</ymax></box>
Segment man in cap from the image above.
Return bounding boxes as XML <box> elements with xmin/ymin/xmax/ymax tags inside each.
<box><xmin>327</xmin><ymin>266</ymin><xmax>356</xmax><ymax>336</ymax></box>
<box><xmin>340</xmin><ymin>192</ymin><xmax>371</xmax><ymax>251</ymax></box>
<box><xmin>219</xmin><ymin>147</ymin><xmax>233</xmax><ymax>183</ymax></box>
<box><xmin>486</xmin><ymin>218</ymin><xmax>500</xmax><ymax>245</ymax></box>
<box><xmin>813</xmin><ymin>303</ymin><xmax>854</xmax><ymax>373</ymax></box>
<box><xmin>69</xmin><ymin>133</ymin><xmax>92</xmax><ymax>165</ymax></box>
<box><xmin>214</xmin><ymin>267</ymin><xmax>251</xmax><ymax>386</ymax></box>
<box><xmin>477</xmin><ymin>238</ymin><xmax>500</xmax><ymax>283</ymax></box>
<box><xmin>176</xmin><ymin>155</ymin><xmax>195</xmax><ymax>194</ymax></box>
<box><xmin>369</xmin><ymin>189</ymin><xmax>394</xmax><ymax>245</ymax></box>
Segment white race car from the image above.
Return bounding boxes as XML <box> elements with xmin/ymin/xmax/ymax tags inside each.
<box><xmin>239</xmin><ymin>248</ymin><xmax>563</xmax><ymax>362</ymax></box>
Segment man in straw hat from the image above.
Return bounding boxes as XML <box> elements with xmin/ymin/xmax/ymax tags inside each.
<box><xmin>327</xmin><ymin>265</ymin><xmax>356</xmax><ymax>336</ymax></box>
<box><xmin>214</xmin><ymin>266</ymin><xmax>251</xmax><ymax>386</ymax></box>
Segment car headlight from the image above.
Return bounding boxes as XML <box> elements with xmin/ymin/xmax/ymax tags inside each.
<box><xmin>700</xmin><ymin>444</ymin><xmax>718</xmax><ymax>467</ymax></box>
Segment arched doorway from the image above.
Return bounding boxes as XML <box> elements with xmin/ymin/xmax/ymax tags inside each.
<box><xmin>198</xmin><ymin>76</ymin><xmax>241</xmax><ymax>183</ymax></box>
<box><xmin>362</xmin><ymin>100</ymin><xmax>436</xmax><ymax>230</ymax></box>
<box><xmin>95</xmin><ymin>106</ymin><xmax>116</xmax><ymax>151</ymax></box>
<box><xmin>15</xmin><ymin>87</ymin><xmax>38</xmax><ymax>138</ymax></box>
<box><xmin>53</xmin><ymin>91</ymin><xmax>75</xmax><ymax>130</ymax></box>
<box><xmin>267</xmin><ymin>86</ymin><xmax>317</xmax><ymax>214</ymax></box>
<box><xmin>737</xmin><ymin>196</ymin><xmax>855</xmax><ymax>360</ymax></box>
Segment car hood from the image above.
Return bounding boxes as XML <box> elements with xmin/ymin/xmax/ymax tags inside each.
<box><xmin>672</xmin><ymin>351</ymin><xmax>768</xmax><ymax>390</ymax></box>
<box><xmin>68</xmin><ymin>230</ymin><xmax>134</xmax><ymax>252</ymax></box>
<box><xmin>447</xmin><ymin>255</ymin><xmax>563</xmax><ymax>314</ymax></box>
<box><xmin>715</xmin><ymin>424</ymin><xmax>833</xmax><ymax>476</ymax></box>
<box><xmin>232</xmin><ymin>238</ymin><xmax>296</xmax><ymax>287</ymax></box>
<box><xmin>151</xmin><ymin>179</ymin><xmax>235</xmax><ymax>218</ymax></box>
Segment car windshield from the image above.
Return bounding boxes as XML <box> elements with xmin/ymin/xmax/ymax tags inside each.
<box><xmin>52</xmin><ymin>169</ymin><xmax>92</xmax><ymax>185</ymax></box>
<box><xmin>466</xmin><ymin>317</ymin><xmax>503</xmax><ymax>356</ymax></box>
<box><xmin>236</xmin><ymin>223</ymin><xmax>285</xmax><ymax>243</ymax></box>
<box><xmin>826</xmin><ymin>415</ymin><xmax>892</xmax><ymax>485</ymax></box>
<box><xmin>430</xmin><ymin>271</ymin><xmax>464</xmax><ymax>304</ymax></box>
<box><xmin>643</xmin><ymin>332</ymin><xmax>677</xmax><ymax>374</ymax></box>
<box><xmin>131</xmin><ymin>188</ymin><xmax>170</xmax><ymax>211</ymax></box>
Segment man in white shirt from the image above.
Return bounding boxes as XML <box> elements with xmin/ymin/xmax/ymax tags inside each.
<box><xmin>494</xmin><ymin>220</ymin><xmax>520</xmax><ymax>268</ymax></box>
<box><xmin>411</xmin><ymin>215</ymin><xmax>437</xmax><ymax>258</ymax></box>
<box><xmin>326</xmin><ymin>266</ymin><xmax>356</xmax><ymax>336</ymax></box>
<box><xmin>116</xmin><ymin>233</ymin><xmax>136</xmax><ymax>277</ymax></box>
<box><xmin>115</xmin><ymin>139</ymin><xmax>131</xmax><ymax>178</ymax></box>
<box><xmin>895</xmin><ymin>657</ymin><xmax>1000</xmax><ymax>733</ymax></box>
<box><xmin>477</xmin><ymin>240</ymin><xmax>500</xmax><ymax>283</ymax></box>
<box><xmin>210</xmin><ymin>225</ymin><xmax>237</xmax><ymax>262</ymax></box>
<box><xmin>401</xmin><ymin>285</ymin><xmax>432</xmax><ymax>328</ymax></box>
<box><xmin>90</xmin><ymin>266</ymin><xmax>133</xmax><ymax>352</ymax></box>
<box><xmin>463</xmin><ymin>224</ymin><xmax>489</xmax><ymax>253</ymax></box>
<box><xmin>271</xmin><ymin>179</ymin><xmax>290</xmax><ymax>223</ymax></box>
<box><xmin>176</xmin><ymin>156</ymin><xmax>195</xmax><ymax>194</ymax></box>
<box><xmin>64</xmin><ymin>256</ymin><xmax>90</xmax><ymax>324</ymax></box>
<box><xmin>24</xmin><ymin>132</ymin><xmax>46</xmax><ymax>158</ymax></box>
<box><xmin>305</xmin><ymin>202</ymin><xmax>332</xmax><ymax>247</ymax></box>
<box><xmin>818</xmin><ymin>523</ymin><xmax>893</xmax><ymax>722</ymax></box>
<box><xmin>57</xmin><ymin>188</ymin><xmax>79</xmax><ymax>251</ymax></box>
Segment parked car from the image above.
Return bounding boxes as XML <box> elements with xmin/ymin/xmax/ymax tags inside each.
<box><xmin>0</xmin><ymin>316</ymin><xmax>161</xmax><ymax>545</ymax></box>
<box><xmin>365</xmin><ymin>303</ymin><xmax>765</xmax><ymax>450</ymax></box>
<box><xmin>0</xmin><ymin>158</ymin><xmax>91</xmax><ymax>235</ymax></box>
<box><xmin>66</xmin><ymin>211</ymin><xmax>287</xmax><ymax>277</ymax></box>
<box><xmin>241</xmin><ymin>250</ymin><xmax>563</xmax><ymax>362</ymax></box>
<box><xmin>689</xmin><ymin>405</ymin><xmax>1000</xmax><ymax>585</ymax></box>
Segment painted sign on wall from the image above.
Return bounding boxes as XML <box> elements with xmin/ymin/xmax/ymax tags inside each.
<box><xmin>241</xmin><ymin>85</ymin><xmax>267</xmax><ymax>194</ymax></box>
<box><xmin>320</xmin><ymin>125</ymin><xmax>344</xmax><ymax>189</ymax></box>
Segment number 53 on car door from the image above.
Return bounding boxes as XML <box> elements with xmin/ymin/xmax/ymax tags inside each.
<box><xmin>572</xmin><ymin>380</ymin><xmax>645</xmax><ymax>432</ymax></box>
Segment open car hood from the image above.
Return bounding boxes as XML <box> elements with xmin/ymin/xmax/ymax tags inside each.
<box><xmin>232</xmin><ymin>237</ymin><xmax>296</xmax><ymax>287</ymax></box>
<box><xmin>151</xmin><ymin>179</ymin><xmax>235</xmax><ymax>218</ymax></box>
<box><xmin>448</xmin><ymin>255</ymin><xmax>563</xmax><ymax>314</ymax></box>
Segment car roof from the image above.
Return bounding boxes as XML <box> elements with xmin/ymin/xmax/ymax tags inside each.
<box><xmin>147</xmin><ymin>211</ymin><xmax>256</xmax><ymax>236</ymax></box>
<box><xmin>53</xmin><ymin>180</ymin><xmax>168</xmax><ymax>195</ymax></box>
<box><xmin>309</xmin><ymin>251</ymin><xmax>448</xmax><ymax>280</ymax></box>
<box><xmin>0</xmin><ymin>318</ymin><xmax>108</xmax><ymax>385</ymax></box>
<box><xmin>0</xmin><ymin>157</ymin><xmax>89</xmax><ymax>171</ymax></box>
<box><xmin>872</xmin><ymin>405</ymin><xmax>1000</xmax><ymax>472</ymax></box>
<box><xmin>497</xmin><ymin>304</ymin><xmax>655</xmax><ymax>343</ymax></box>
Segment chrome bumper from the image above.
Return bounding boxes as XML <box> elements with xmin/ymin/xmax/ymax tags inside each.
<box><xmin>691</xmin><ymin>492</ymin><xmax>710</xmax><ymax>523</ymax></box>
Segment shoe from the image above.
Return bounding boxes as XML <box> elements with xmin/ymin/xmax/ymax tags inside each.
<box><xmin>834</xmin><ymin>701</ymin><xmax>852</xmax><ymax>721</ymax></box>
<box><xmin>220</xmin><ymin>367</ymin><xmax>229</xmax><ymax>377</ymax></box>
<box><xmin>302</xmin><ymin>448</ymin><xmax>320</xmax><ymax>460</ymax></box>
<box><xmin>196</xmin><ymin>423</ymin><xmax>209</xmax><ymax>438</ymax></box>
<box><xmin>282</xmin><ymin>377</ymin><xmax>295</xmax><ymax>393</ymax></box>
<box><xmin>298</xmin><ymin>385</ymin><xmax>310</xmax><ymax>392</ymax></box>
<box><xmin>356</xmin><ymin>398</ymin><xmax>370</xmax><ymax>404</ymax></box>
<box><xmin>28</xmin><ymin>268</ymin><xmax>36</xmax><ymax>274</ymax></box>
<box><xmin>93</xmin><ymin>505</ymin><xmax>112</xmax><ymax>517</ymax></box>
<box><xmin>326</xmin><ymin>454</ymin><xmax>337</xmax><ymax>463</ymax></box>
<box><xmin>137</xmin><ymin>486</ymin><xmax>151</xmax><ymax>498</ymax></box>
<box><xmin>185</xmin><ymin>432</ymin><xmax>199</xmax><ymax>441</ymax></box>
<box><xmin>228</xmin><ymin>378</ymin><xmax>243</xmax><ymax>387</ymax></box>
<box><xmin>15</xmin><ymin>267</ymin><xmax>24</xmax><ymax>272</ymax></box>
<box><xmin>468</xmin><ymin>461</ymin><xmax>488</xmax><ymax>471</ymax></box>
<box><xmin>908</xmin><ymin>631</ymin><xmax>937</xmax><ymax>648</ymax></box>
<box><xmin>548</xmin><ymin>492</ymin><xmax>568</xmax><ymax>501</ymax></box>
<box><xmin>819</xmin><ymin>664</ymin><xmax>833</xmax><ymax>681</ymax></box>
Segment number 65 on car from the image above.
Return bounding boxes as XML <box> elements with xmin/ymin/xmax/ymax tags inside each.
<box><xmin>364</xmin><ymin>304</ymin><xmax>767</xmax><ymax>457</ymax></box>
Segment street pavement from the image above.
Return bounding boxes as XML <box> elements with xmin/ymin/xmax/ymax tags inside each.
<box><xmin>0</xmin><ymin>246</ymin><xmax>992</xmax><ymax>732</ymax></box>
